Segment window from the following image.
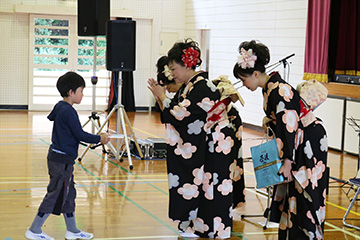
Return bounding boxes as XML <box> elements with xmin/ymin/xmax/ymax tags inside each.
<box><xmin>29</xmin><ymin>14</ymin><xmax>109</xmax><ymax>111</ymax></box>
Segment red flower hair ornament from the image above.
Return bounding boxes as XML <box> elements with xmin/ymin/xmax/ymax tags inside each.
<box><xmin>181</xmin><ymin>47</ymin><xmax>200</xmax><ymax>68</ymax></box>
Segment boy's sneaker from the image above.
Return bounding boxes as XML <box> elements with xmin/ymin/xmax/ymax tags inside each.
<box><xmin>65</xmin><ymin>230</ymin><xmax>94</xmax><ymax>239</ymax></box>
<box><xmin>25</xmin><ymin>229</ymin><xmax>54</xmax><ymax>240</ymax></box>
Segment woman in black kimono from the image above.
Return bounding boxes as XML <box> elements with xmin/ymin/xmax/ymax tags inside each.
<box><xmin>148</xmin><ymin>39</ymin><xmax>235</xmax><ymax>238</ymax></box>
<box><xmin>233</xmin><ymin>40</ymin><xmax>328</xmax><ymax>240</ymax></box>
<box><xmin>152</xmin><ymin>57</ymin><xmax>246</xmax><ymax>210</ymax></box>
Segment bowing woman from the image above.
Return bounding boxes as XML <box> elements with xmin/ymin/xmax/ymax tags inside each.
<box><xmin>233</xmin><ymin>40</ymin><xmax>328</xmax><ymax>240</ymax></box>
<box><xmin>148</xmin><ymin>39</ymin><xmax>235</xmax><ymax>238</ymax></box>
<box><xmin>151</xmin><ymin>56</ymin><xmax>246</xmax><ymax>210</ymax></box>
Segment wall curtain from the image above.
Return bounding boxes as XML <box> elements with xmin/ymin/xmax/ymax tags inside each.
<box><xmin>334</xmin><ymin>0</ymin><xmax>360</xmax><ymax>76</ymax></box>
<box><xmin>303</xmin><ymin>0</ymin><xmax>331</xmax><ymax>82</ymax></box>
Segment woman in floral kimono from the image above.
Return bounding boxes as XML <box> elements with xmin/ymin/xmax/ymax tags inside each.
<box><xmin>148</xmin><ymin>39</ymin><xmax>235</xmax><ymax>238</ymax></box>
<box><xmin>152</xmin><ymin>56</ymin><xmax>246</xmax><ymax>209</ymax></box>
<box><xmin>233</xmin><ymin>40</ymin><xmax>328</xmax><ymax>240</ymax></box>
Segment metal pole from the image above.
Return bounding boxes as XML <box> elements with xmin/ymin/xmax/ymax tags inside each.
<box><xmin>91</xmin><ymin>36</ymin><xmax>98</xmax><ymax>133</ymax></box>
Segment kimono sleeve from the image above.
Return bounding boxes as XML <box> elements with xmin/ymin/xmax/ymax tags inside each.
<box><xmin>267</xmin><ymin>83</ymin><xmax>300</xmax><ymax>161</ymax></box>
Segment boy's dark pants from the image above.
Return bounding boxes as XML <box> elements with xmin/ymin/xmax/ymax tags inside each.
<box><xmin>38</xmin><ymin>155</ymin><xmax>76</xmax><ymax>215</ymax></box>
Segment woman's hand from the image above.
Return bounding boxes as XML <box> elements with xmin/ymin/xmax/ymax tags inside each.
<box><xmin>278</xmin><ymin>158</ymin><xmax>293</xmax><ymax>183</ymax></box>
<box><xmin>147</xmin><ymin>78</ymin><xmax>166</xmax><ymax>102</ymax></box>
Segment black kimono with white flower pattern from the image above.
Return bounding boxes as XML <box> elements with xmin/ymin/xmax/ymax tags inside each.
<box><xmin>162</xmin><ymin>72</ymin><xmax>235</xmax><ymax>238</ymax></box>
<box><xmin>228</xmin><ymin>106</ymin><xmax>246</xmax><ymax>207</ymax></box>
<box><xmin>263</xmin><ymin>72</ymin><xmax>327</xmax><ymax>240</ymax></box>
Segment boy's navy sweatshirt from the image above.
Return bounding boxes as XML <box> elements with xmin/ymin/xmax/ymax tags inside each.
<box><xmin>47</xmin><ymin>101</ymin><xmax>101</xmax><ymax>162</ymax></box>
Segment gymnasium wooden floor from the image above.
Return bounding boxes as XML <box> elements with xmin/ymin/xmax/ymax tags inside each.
<box><xmin>0</xmin><ymin>110</ymin><xmax>359</xmax><ymax>240</ymax></box>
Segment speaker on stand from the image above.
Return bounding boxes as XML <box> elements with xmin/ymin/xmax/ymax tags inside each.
<box><xmin>98</xmin><ymin>18</ymin><xmax>143</xmax><ymax>169</ymax></box>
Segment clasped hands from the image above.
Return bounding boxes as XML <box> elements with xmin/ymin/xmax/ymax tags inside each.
<box><xmin>147</xmin><ymin>78</ymin><xmax>166</xmax><ymax>102</ymax></box>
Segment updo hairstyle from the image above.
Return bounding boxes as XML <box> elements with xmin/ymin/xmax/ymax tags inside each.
<box><xmin>233</xmin><ymin>40</ymin><xmax>270</xmax><ymax>79</ymax></box>
<box><xmin>156</xmin><ymin>56</ymin><xmax>173</xmax><ymax>86</ymax></box>
<box><xmin>167</xmin><ymin>38</ymin><xmax>202</xmax><ymax>69</ymax></box>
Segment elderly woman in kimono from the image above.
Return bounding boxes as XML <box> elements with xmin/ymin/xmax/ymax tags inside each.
<box><xmin>148</xmin><ymin>39</ymin><xmax>241</xmax><ymax>238</ymax></box>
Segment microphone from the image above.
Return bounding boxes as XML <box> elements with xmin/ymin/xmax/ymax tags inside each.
<box><xmin>279</xmin><ymin>53</ymin><xmax>295</xmax><ymax>63</ymax></box>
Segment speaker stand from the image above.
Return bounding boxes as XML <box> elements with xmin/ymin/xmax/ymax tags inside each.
<box><xmin>91</xmin><ymin>36</ymin><xmax>98</xmax><ymax>133</ymax></box>
<box><xmin>111</xmin><ymin>71</ymin><xmax>144</xmax><ymax>169</ymax></box>
<box><xmin>78</xmin><ymin>72</ymin><xmax>144</xmax><ymax>170</ymax></box>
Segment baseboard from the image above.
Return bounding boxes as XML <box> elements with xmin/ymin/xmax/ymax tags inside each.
<box><xmin>0</xmin><ymin>105</ymin><xmax>28</xmax><ymax>110</ymax></box>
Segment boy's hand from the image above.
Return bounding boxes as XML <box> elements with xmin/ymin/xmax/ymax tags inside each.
<box><xmin>100</xmin><ymin>133</ymin><xmax>110</xmax><ymax>144</ymax></box>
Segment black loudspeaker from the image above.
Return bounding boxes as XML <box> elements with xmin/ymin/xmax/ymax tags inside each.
<box><xmin>106</xmin><ymin>19</ymin><xmax>136</xmax><ymax>71</ymax></box>
<box><xmin>77</xmin><ymin>0</ymin><xmax>110</xmax><ymax>36</ymax></box>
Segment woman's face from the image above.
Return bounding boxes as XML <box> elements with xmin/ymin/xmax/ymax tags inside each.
<box><xmin>239</xmin><ymin>71</ymin><xmax>261</xmax><ymax>91</ymax></box>
<box><xmin>238</xmin><ymin>72</ymin><xmax>260</xmax><ymax>92</ymax></box>
<box><xmin>169</xmin><ymin>61</ymin><xmax>187</xmax><ymax>83</ymax></box>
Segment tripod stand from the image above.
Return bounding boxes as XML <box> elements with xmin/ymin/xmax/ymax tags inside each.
<box><xmin>241</xmin><ymin>186</ymin><xmax>273</xmax><ymax>230</ymax></box>
<box><xmin>342</xmin><ymin>117</ymin><xmax>360</xmax><ymax>194</ymax></box>
<box><xmin>78</xmin><ymin>72</ymin><xmax>144</xmax><ymax>170</ymax></box>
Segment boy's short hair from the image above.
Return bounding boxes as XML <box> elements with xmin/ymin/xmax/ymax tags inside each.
<box><xmin>56</xmin><ymin>72</ymin><xmax>86</xmax><ymax>97</ymax></box>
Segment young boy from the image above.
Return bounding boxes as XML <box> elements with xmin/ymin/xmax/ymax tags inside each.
<box><xmin>25</xmin><ymin>72</ymin><xmax>110</xmax><ymax>240</ymax></box>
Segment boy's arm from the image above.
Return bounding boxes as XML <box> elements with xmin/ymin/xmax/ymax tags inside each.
<box><xmin>68</xmin><ymin>110</ymin><xmax>103</xmax><ymax>144</ymax></box>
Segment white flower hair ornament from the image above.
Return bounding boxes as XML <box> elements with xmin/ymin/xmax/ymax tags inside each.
<box><xmin>237</xmin><ymin>48</ymin><xmax>257</xmax><ymax>69</ymax></box>
<box><xmin>162</xmin><ymin>65</ymin><xmax>173</xmax><ymax>80</ymax></box>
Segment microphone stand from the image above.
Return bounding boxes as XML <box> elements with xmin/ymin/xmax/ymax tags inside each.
<box><xmin>266</xmin><ymin>53</ymin><xmax>295</xmax><ymax>82</ymax></box>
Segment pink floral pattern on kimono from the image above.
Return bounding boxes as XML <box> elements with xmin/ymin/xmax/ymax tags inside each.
<box><xmin>310</xmin><ymin>159</ymin><xmax>326</xmax><ymax>190</ymax></box>
<box><xmin>193</xmin><ymin>165</ymin><xmax>211</xmax><ymax>185</ymax></box>
<box><xmin>217</xmin><ymin>179</ymin><xmax>233</xmax><ymax>195</ymax></box>
<box><xmin>282</xmin><ymin>110</ymin><xmax>299</xmax><ymax>133</ymax></box>
<box><xmin>203</xmin><ymin>182</ymin><xmax>214</xmax><ymax>200</ymax></box>
<box><xmin>197</xmin><ymin>97</ymin><xmax>215</xmax><ymax>112</ymax></box>
<box><xmin>178</xmin><ymin>183</ymin><xmax>199</xmax><ymax>200</ymax></box>
<box><xmin>235</xmin><ymin>125</ymin><xmax>243</xmax><ymax>141</ymax></box>
<box><xmin>279</xmin><ymin>212</ymin><xmax>293</xmax><ymax>230</ymax></box>
<box><xmin>295</xmin><ymin>128</ymin><xmax>304</xmax><ymax>150</ymax></box>
<box><xmin>214</xmin><ymin>217</ymin><xmax>231</xmax><ymax>238</ymax></box>
<box><xmin>215</xmin><ymin>136</ymin><xmax>234</xmax><ymax>155</ymax></box>
<box><xmin>174</xmin><ymin>142</ymin><xmax>197</xmax><ymax>159</ymax></box>
<box><xmin>193</xmin><ymin>217</ymin><xmax>209</xmax><ymax>233</ymax></box>
<box><xmin>170</xmin><ymin>105</ymin><xmax>191</xmax><ymax>121</ymax></box>
<box><xmin>278</xmin><ymin>83</ymin><xmax>294</xmax><ymax>102</ymax></box>
<box><xmin>229</xmin><ymin>160</ymin><xmax>242</xmax><ymax>182</ymax></box>
<box><xmin>293</xmin><ymin>166</ymin><xmax>311</xmax><ymax>189</ymax></box>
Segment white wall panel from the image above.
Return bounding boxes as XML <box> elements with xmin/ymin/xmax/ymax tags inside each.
<box><xmin>185</xmin><ymin>0</ymin><xmax>308</xmax><ymax>126</ymax></box>
<box><xmin>315</xmin><ymin>97</ymin><xmax>344</xmax><ymax>151</ymax></box>
<box><xmin>0</xmin><ymin>0</ymin><xmax>186</xmax><ymax>109</ymax></box>
<box><xmin>344</xmin><ymin>100</ymin><xmax>360</xmax><ymax>155</ymax></box>
<box><xmin>0</xmin><ymin>12</ymin><xmax>29</xmax><ymax>105</ymax></box>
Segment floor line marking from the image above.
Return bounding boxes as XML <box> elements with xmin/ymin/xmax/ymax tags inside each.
<box><xmin>325</xmin><ymin>221</ymin><xmax>360</xmax><ymax>239</ymax></box>
<box><xmin>76</xmin><ymin>162</ymin><xmax>180</xmax><ymax>236</ymax></box>
<box><xmin>326</xmin><ymin>200</ymin><xmax>360</xmax><ymax>217</ymax></box>
<box><xmin>38</xmin><ymin>139</ymin><xmax>180</xmax><ymax>237</ymax></box>
<box><xmin>132</xmin><ymin>126</ymin><xmax>162</xmax><ymax>138</ymax></box>
<box><xmin>92</xmin><ymin>236</ymin><xmax>178</xmax><ymax>240</ymax></box>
